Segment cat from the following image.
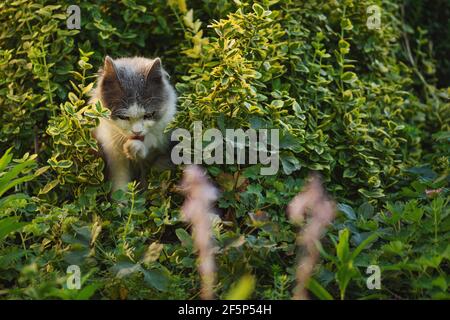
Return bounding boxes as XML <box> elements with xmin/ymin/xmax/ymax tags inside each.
<box><xmin>90</xmin><ymin>56</ymin><xmax>177</xmax><ymax>192</ymax></box>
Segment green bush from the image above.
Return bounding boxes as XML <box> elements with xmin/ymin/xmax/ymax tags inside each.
<box><xmin>0</xmin><ymin>0</ymin><xmax>448</xmax><ymax>299</ymax></box>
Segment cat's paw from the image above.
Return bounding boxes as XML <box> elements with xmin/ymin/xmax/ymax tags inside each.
<box><xmin>123</xmin><ymin>139</ymin><xmax>148</xmax><ymax>160</ymax></box>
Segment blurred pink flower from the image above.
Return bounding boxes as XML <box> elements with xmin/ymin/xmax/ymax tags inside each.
<box><xmin>180</xmin><ymin>165</ymin><xmax>219</xmax><ymax>300</ymax></box>
<box><xmin>287</xmin><ymin>173</ymin><xmax>336</xmax><ymax>300</ymax></box>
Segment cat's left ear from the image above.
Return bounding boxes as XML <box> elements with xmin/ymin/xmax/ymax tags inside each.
<box><xmin>145</xmin><ymin>58</ymin><xmax>163</xmax><ymax>84</ymax></box>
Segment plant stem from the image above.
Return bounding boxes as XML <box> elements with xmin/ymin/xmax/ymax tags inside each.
<box><xmin>123</xmin><ymin>187</ymin><xmax>135</xmax><ymax>243</ymax></box>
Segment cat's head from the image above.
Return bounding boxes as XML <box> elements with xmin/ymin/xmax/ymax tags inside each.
<box><xmin>95</xmin><ymin>56</ymin><xmax>176</xmax><ymax>139</ymax></box>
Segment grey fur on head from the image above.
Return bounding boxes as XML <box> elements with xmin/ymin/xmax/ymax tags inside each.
<box><xmin>92</xmin><ymin>56</ymin><xmax>175</xmax><ymax>122</ymax></box>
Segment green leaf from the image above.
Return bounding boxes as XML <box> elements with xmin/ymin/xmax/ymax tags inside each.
<box><xmin>0</xmin><ymin>147</ymin><xmax>13</xmax><ymax>173</ymax></box>
<box><xmin>358</xmin><ymin>188</ymin><xmax>385</xmax><ymax>198</ymax></box>
<box><xmin>337</xmin><ymin>203</ymin><xmax>356</xmax><ymax>220</ymax></box>
<box><xmin>225</xmin><ymin>274</ymin><xmax>255</xmax><ymax>300</ymax></box>
<box><xmin>252</xmin><ymin>3</ymin><xmax>265</xmax><ymax>17</ymax></box>
<box><xmin>336</xmin><ymin>229</ymin><xmax>350</xmax><ymax>262</ymax></box>
<box><xmin>0</xmin><ymin>174</ymin><xmax>35</xmax><ymax>198</ymax></box>
<box><xmin>0</xmin><ymin>217</ymin><xmax>28</xmax><ymax>242</ymax></box>
<box><xmin>175</xmin><ymin>228</ymin><xmax>193</xmax><ymax>249</ymax></box>
<box><xmin>0</xmin><ymin>193</ymin><xmax>28</xmax><ymax>211</ymax></box>
<box><xmin>75</xmin><ymin>283</ymin><xmax>101</xmax><ymax>300</ymax></box>
<box><xmin>341</xmin><ymin>72</ymin><xmax>358</xmax><ymax>84</ymax></box>
<box><xmin>281</xmin><ymin>154</ymin><xmax>301</xmax><ymax>175</ymax></box>
<box><xmin>0</xmin><ymin>158</ymin><xmax>36</xmax><ymax>197</ymax></box>
<box><xmin>306</xmin><ymin>278</ymin><xmax>333</xmax><ymax>300</ymax></box>
<box><xmin>68</xmin><ymin>92</ymin><xmax>79</xmax><ymax>104</ymax></box>
<box><xmin>39</xmin><ymin>180</ymin><xmax>59</xmax><ymax>194</ymax></box>
<box><xmin>340</xmin><ymin>18</ymin><xmax>353</xmax><ymax>31</ymax></box>
<box><xmin>350</xmin><ymin>233</ymin><xmax>378</xmax><ymax>260</ymax></box>
<box><xmin>81</xmin><ymin>82</ymin><xmax>94</xmax><ymax>96</ymax></box>
<box><xmin>143</xmin><ymin>268</ymin><xmax>169</xmax><ymax>292</ymax></box>
<box><xmin>357</xmin><ymin>202</ymin><xmax>374</xmax><ymax>219</ymax></box>
<box><xmin>338</xmin><ymin>39</ymin><xmax>350</xmax><ymax>54</ymax></box>
<box><xmin>343</xmin><ymin>168</ymin><xmax>356</xmax><ymax>178</ymax></box>
<box><xmin>271</xmin><ymin>100</ymin><xmax>284</xmax><ymax>108</ymax></box>
<box><xmin>34</xmin><ymin>165</ymin><xmax>50</xmax><ymax>177</ymax></box>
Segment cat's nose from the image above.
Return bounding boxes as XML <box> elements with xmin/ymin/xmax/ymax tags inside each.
<box><xmin>132</xmin><ymin>130</ymin><xmax>143</xmax><ymax>136</ymax></box>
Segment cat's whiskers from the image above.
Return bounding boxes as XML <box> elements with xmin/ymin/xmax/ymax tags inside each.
<box><xmin>143</xmin><ymin>97</ymin><xmax>164</xmax><ymax>105</ymax></box>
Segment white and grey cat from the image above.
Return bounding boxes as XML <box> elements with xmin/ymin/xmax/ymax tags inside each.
<box><xmin>90</xmin><ymin>56</ymin><xmax>176</xmax><ymax>191</ymax></box>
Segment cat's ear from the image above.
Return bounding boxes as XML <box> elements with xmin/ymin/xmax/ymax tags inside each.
<box><xmin>145</xmin><ymin>58</ymin><xmax>163</xmax><ymax>84</ymax></box>
<box><xmin>100</xmin><ymin>56</ymin><xmax>124</xmax><ymax>111</ymax></box>
<box><xmin>101</xmin><ymin>56</ymin><xmax>123</xmax><ymax>92</ymax></box>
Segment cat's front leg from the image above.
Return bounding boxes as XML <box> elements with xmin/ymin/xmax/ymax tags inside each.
<box><xmin>108</xmin><ymin>157</ymin><xmax>131</xmax><ymax>192</ymax></box>
<box><xmin>123</xmin><ymin>139</ymin><xmax>148</xmax><ymax>160</ymax></box>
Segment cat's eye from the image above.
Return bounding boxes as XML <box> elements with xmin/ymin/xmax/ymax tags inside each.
<box><xmin>144</xmin><ymin>112</ymin><xmax>156</xmax><ymax>120</ymax></box>
<box><xmin>116</xmin><ymin>115</ymin><xmax>129</xmax><ymax>120</ymax></box>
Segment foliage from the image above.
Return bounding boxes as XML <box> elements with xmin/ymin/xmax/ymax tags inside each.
<box><xmin>0</xmin><ymin>0</ymin><xmax>448</xmax><ymax>300</ymax></box>
<box><xmin>44</xmin><ymin>49</ymin><xmax>108</xmax><ymax>198</ymax></box>
<box><xmin>319</xmin><ymin>174</ymin><xmax>449</xmax><ymax>299</ymax></box>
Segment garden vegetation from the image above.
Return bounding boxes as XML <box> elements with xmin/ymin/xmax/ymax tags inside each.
<box><xmin>0</xmin><ymin>0</ymin><xmax>448</xmax><ymax>299</ymax></box>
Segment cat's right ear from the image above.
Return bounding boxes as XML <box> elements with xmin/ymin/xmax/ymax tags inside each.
<box><xmin>101</xmin><ymin>56</ymin><xmax>123</xmax><ymax>92</ymax></box>
<box><xmin>103</xmin><ymin>56</ymin><xmax>118</xmax><ymax>79</ymax></box>
<box><xmin>100</xmin><ymin>56</ymin><xmax>124</xmax><ymax>112</ymax></box>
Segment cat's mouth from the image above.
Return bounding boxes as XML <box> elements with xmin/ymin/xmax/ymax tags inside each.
<box><xmin>130</xmin><ymin>135</ymin><xmax>145</xmax><ymax>141</ymax></box>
